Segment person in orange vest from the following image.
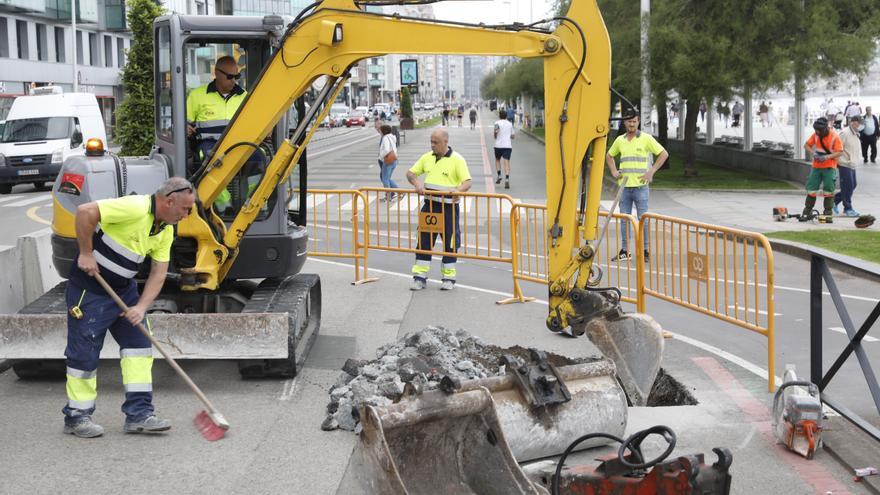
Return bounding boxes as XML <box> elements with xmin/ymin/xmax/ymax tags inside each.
<box><xmin>802</xmin><ymin>117</ymin><xmax>843</xmax><ymax>222</ymax></box>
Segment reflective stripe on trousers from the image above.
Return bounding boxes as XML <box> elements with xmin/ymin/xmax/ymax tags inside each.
<box><xmin>412</xmin><ymin>200</ymin><xmax>460</xmax><ymax>281</ymax></box>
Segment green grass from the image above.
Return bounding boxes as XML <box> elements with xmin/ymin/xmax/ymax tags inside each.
<box><xmin>527</xmin><ymin>127</ymin><xmax>545</xmax><ymax>140</ymax></box>
<box><xmin>765</xmin><ymin>230</ymin><xmax>880</xmax><ymax>264</ymax></box>
<box><xmin>415</xmin><ymin>115</ymin><xmax>442</xmax><ymax>129</ymax></box>
<box><xmin>647</xmin><ymin>154</ymin><xmax>796</xmax><ymax>190</ymax></box>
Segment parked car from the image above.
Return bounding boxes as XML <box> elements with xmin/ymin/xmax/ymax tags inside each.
<box><xmin>345</xmin><ymin>111</ymin><xmax>366</xmax><ymax>127</ymax></box>
<box><xmin>424</xmin><ymin>103</ymin><xmax>435</xmax><ymax>110</ymax></box>
<box><xmin>0</xmin><ymin>86</ymin><xmax>106</xmax><ymax>194</ymax></box>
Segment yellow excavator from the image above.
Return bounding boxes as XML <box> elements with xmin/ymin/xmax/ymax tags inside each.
<box><xmin>2</xmin><ymin>1</ymin><xmax>668</xmax><ymax>489</ymax></box>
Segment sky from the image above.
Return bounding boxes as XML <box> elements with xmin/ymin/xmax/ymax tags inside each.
<box><xmin>431</xmin><ymin>0</ymin><xmax>555</xmax><ymax>25</ymax></box>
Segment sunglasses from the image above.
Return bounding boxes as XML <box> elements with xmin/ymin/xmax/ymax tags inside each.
<box><xmin>169</xmin><ymin>186</ymin><xmax>194</xmax><ymax>195</ymax></box>
<box><xmin>216</xmin><ymin>67</ymin><xmax>242</xmax><ymax>81</ymax></box>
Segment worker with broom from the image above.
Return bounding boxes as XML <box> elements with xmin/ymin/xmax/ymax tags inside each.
<box><xmin>62</xmin><ymin>177</ymin><xmax>195</xmax><ymax>438</ymax></box>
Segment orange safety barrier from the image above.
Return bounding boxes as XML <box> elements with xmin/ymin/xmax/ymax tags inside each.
<box><xmin>501</xmin><ymin>202</ymin><xmax>643</xmax><ymax>308</ymax></box>
<box><xmin>296</xmin><ymin>189</ymin><xmax>374</xmax><ymax>283</ymax></box>
<box><xmin>639</xmin><ymin>212</ymin><xmax>776</xmax><ymax>391</ymax></box>
<box><xmin>358</xmin><ymin>187</ymin><xmax>516</xmax><ymax>266</ymax></box>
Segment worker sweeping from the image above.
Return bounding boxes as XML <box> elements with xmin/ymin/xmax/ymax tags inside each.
<box><xmin>802</xmin><ymin>117</ymin><xmax>843</xmax><ymax>222</ymax></box>
<box><xmin>62</xmin><ymin>177</ymin><xmax>196</xmax><ymax>438</ymax></box>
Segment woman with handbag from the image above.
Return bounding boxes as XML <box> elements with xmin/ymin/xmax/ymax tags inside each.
<box><xmin>378</xmin><ymin>124</ymin><xmax>400</xmax><ymax>202</ymax></box>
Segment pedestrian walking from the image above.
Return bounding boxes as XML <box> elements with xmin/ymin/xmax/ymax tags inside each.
<box><xmin>759</xmin><ymin>101</ymin><xmax>769</xmax><ymax>128</ymax></box>
<box><xmin>62</xmin><ymin>177</ymin><xmax>196</xmax><ymax>438</ymax></box>
<box><xmin>861</xmin><ymin>106</ymin><xmax>879</xmax><ymax>164</ymax></box>
<box><xmin>731</xmin><ymin>101</ymin><xmax>743</xmax><ymax>128</ymax></box>
<box><xmin>506</xmin><ymin>106</ymin><xmax>515</xmax><ymax>125</ymax></box>
<box><xmin>699</xmin><ymin>99</ymin><xmax>707</xmax><ymax>123</ymax></box>
<box><xmin>457</xmin><ymin>104</ymin><xmax>464</xmax><ymax>127</ymax></box>
<box><xmin>717</xmin><ymin>101</ymin><xmax>730</xmax><ymax>128</ymax></box>
<box><xmin>833</xmin><ymin>115</ymin><xmax>862</xmax><ymax>217</ymax></box>
<box><xmin>442</xmin><ymin>105</ymin><xmax>450</xmax><ymax>126</ymax></box>
<box><xmin>406</xmin><ymin>129</ymin><xmax>472</xmax><ymax>291</ymax></box>
<box><xmin>605</xmin><ymin>109</ymin><xmax>669</xmax><ymax>262</ymax></box>
<box><xmin>377</xmin><ymin>124</ymin><xmax>399</xmax><ymax>203</ymax></box>
<box><xmin>493</xmin><ymin>109</ymin><xmax>515</xmax><ymax>189</ymax></box>
<box><xmin>802</xmin><ymin>117</ymin><xmax>843</xmax><ymax>222</ymax></box>
<box><xmin>469</xmin><ymin>106</ymin><xmax>477</xmax><ymax>130</ymax></box>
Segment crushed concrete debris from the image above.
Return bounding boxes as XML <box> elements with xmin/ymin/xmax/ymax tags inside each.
<box><xmin>321</xmin><ymin>326</ymin><xmax>584</xmax><ymax>432</ymax></box>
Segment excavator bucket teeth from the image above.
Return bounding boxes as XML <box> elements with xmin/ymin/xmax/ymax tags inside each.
<box><xmin>583</xmin><ymin>313</ymin><xmax>663</xmax><ymax>406</ymax></box>
<box><xmin>337</xmin><ymin>387</ymin><xmax>548</xmax><ymax>495</ymax></box>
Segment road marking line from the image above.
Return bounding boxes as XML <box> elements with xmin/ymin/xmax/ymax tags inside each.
<box><xmin>828</xmin><ymin>326</ymin><xmax>878</xmax><ymax>342</ymax></box>
<box><xmin>278</xmin><ymin>377</ymin><xmax>298</xmax><ymax>401</ymax></box>
<box><xmin>726</xmin><ymin>305</ymin><xmax>781</xmax><ymax>316</ymax></box>
<box><xmin>26</xmin><ymin>205</ymin><xmax>52</xmax><ymax>225</ymax></box>
<box><xmin>5</xmin><ymin>193</ymin><xmax>52</xmax><ymax>207</ymax></box>
<box><xmin>600</xmin><ymin>200</ymin><xmax>617</xmax><ymax>213</ymax></box>
<box><xmin>0</xmin><ymin>195</ymin><xmax>23</xmax><ymax>204</ymax></box>
<box><xmin>477</xmin><ymin>112</ymin><xmax>496</xmax><ymax>194</ymax></box>
<box><xmin>308</xmin><ymin>133</ymin><xmax>377</xmax><ymax>158</ymax></box>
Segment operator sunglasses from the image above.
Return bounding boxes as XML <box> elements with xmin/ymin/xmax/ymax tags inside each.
<box><xmin>168</xmin><ymin>186</ymin><xmax>194</xmax><ymax>195</ymax></box>
<box><xmin>216</xmin><ymin>67</ymin><xmax>242</xmax><ymax>80</ymax></box>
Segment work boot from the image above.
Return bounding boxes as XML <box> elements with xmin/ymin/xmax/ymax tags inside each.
<box><xmin>64</xmin><ymin>417</ymin><xmax>104</xmax><ymax>438</ymax></box>
<box><xmin>611</xmin><ymin>249</ymin><xmax>631</xmax><ymax>262</ymax></box>
<box><xmin>440</xmin><ymin>280</ymin><xmax>455</xmax><ymax>291</ymax></box>
<box><xmin>410</xmin><ymin>278</ymin><xmax>427</xmax><ymax>291</ymax></box>
<box><xmin>124</xmin><ymin>415</ymin><xmax>171</xmax><ymax>434</ymax></box>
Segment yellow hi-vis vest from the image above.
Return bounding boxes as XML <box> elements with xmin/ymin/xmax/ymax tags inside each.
<box><xmin>607</xmin><ymin>131</ymin><xmax>665</xmax><ymax>187</ymax></box>
<box><xmin>186</xmin><ymin>81</ymin><xmax>247</xmax><ymax>141</ymax></box>
<box><xmin>409</xmin><ymin>147</ymin><xmax>471</xmax><ymax>202</ymax></box>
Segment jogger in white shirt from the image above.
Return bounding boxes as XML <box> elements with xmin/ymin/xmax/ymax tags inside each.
<box><xmin>493</xmin><ymin>110</ymin><xmax>515</xmax><ymax>189</ymax></box>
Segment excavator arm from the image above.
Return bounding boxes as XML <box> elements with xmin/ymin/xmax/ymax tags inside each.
<box><xmin>178</xmin><ymin>0</ymin><xmax>612</xmax><ymax>341</ymax></box>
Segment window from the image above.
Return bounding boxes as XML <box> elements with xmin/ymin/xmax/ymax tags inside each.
<box><xmin>76</xmin><ymin>30</ymin><xmax>83</xmax><ymax>64</ymax></box>
<box><xmin>16</xmin><ymin>20</ymin><xmax>28</xmax><ymax>59</ymax></box>
<box><xmin>0</xmin><ymin>18</ymin><xmax>8</xmax><ymax>58</ymax></box>
<box><xmin>116</xmin><ymin>37</ymin><xmax>124</xmax><ymax>67</ymax></box>
<box><xmin>54</xmin><ymin>26</ymin><xmax>65</xmax><ymax>63</ymax></box>
<box><xmin>89</xmin><ymin>32</ymin><xmax>98</xmax><ymax>66</ymax></box>
<box><xmin>155</xmin><ymin>26</ymin><xmax>173</xmax><ymax>140</ymax></box>
<box><xmin>36</xmin><ymin>23</ymin><xmax>47</xmax><ymax>61</ymax></box>
<box><xmin>103</xmin><ymin>35</ymin><xmax>112</xmax><ymax>67</ymax></box>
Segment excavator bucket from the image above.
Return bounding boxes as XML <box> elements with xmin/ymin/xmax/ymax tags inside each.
<box><xmin>337</xmin><ymin>387</ymin><xmax>548</xmax><ymax>495</ymax></box>
<box><xmin>337</xmin><ymin>360</ymin><xmax>626</xmax><ymax>492</ymax></box>
<box><xmin>580</xmin><ymin>313</ymin><xmax>664</xmax><ymax>406</ymax></box>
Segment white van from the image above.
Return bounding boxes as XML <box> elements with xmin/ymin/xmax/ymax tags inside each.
<box><xmin>0</xmin><ymin>86</ymin><xmax>107</xmax><ymax>193</ymax></box>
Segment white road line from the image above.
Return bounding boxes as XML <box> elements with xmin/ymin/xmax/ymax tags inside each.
<box><xmin>309</xmin><ymin>133</ymin><xmax>378</xmax><ymax>158</ymax></box>
<box><xmin>600</xmin><ymin>200</ymin><xmax>617</xmax><ymax>213</ymax></box>
<box><xmin>4</xmin><ymin>193</ymin><xmax>52</xmax><ymax>207</ymax></box>
<box><xmin>0</xmin><ymin>195</ymin><xmax>24</xmax><ymax>205</ymax></box>
<box><xmin>828</xmin><ymin>326</ymin><xmax>878</xmax><ymax>342</ymax></box>
<box><xmin>278</xmin><ymin>377</ymin><xmax>298</xmax><ymax>401</ymax></box>
<box><xmin>727</xmin><ymin>305</ymin><xmax>782</xmax><ymax>316</ymax></box>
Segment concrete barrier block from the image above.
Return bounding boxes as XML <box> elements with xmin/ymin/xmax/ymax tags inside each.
<box><xmin>17</xmin><ymin>228</ymin><xmax>62</xmax><ymax>306</ymax></box>
<box><xmin>0</xmin><ymin>244</ymin><xmax>25</xmax><ymax>314</ymax></box>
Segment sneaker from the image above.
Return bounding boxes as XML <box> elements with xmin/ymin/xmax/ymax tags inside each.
<box><xmin>844</xmin><ymin>209</ymin><xmax>860</xmax><ymax>217</ymax></box>
<box><xmin>124</xmin><ymin>415</ymin><xmax>171</xmax><ymax>434</ymax></box>
<box><xmin>611</xmin><ymin>249</ymin><xmax>631</xmax><ymax>262</ymax></box>
<box><xmin>504</xmin><ymin>180</ymin><xmax>510</xmax><ymax>189</ymax></box>
<box><xmin>832</xmin><ymin>204</ymin><xmax>840</xmax><ymax>214</ymax></box>
<box><xmin>410</xmin><ymin>278</ymin><xmax>427</xmax><ymax>291</ymax></box>
<box><xmin>495</xmin><ymin>176</ymin><xmax>502</xmax><ymax>184</ymax></box>
<box><xmin>440</xmin><ymin>280</ymin><xmax>455</xmax><ymax>291</ymax></box>
<box><xmin>644</xmin><ymin>250</ymin><xmax>650</xmax><ymax>263</ymax></box>
<box><xmin>64</xmin><ymin>417</ymin><xmax>104</xmax><ymax>438</ymax></box>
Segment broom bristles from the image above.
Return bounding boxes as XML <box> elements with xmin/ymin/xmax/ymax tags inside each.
<box><xmin>194</xmin><ymin>410</ymin><xmax>227</xmax><ymax>441</ymax></box>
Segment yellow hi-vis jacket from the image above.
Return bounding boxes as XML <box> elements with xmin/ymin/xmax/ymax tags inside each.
<box><xmin>186</xmin><ymin>81</ymin><xmax>247</xmax><ymax>141</ymax></box>
<box><xmin>607</xmin><ymin>131</ymin><xmax>665</xmax><ymax>187</ymax></box>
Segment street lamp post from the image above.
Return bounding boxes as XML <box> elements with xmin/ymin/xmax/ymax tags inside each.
<box><xmin>71</xmin><ymin>0</ymin><xmax>78</xmax><ymax>92</ymax></box>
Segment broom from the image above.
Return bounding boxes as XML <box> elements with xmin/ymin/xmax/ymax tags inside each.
<box><xmin>94</xmin><ymin>272</ymin><xmax>230</xmax><ymax>441</ymax></box>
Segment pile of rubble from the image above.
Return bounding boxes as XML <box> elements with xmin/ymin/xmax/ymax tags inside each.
<box><xmin>321</xmin><ymin>326</ymin><xmax>580</xmax><ymax>432</ymax></box>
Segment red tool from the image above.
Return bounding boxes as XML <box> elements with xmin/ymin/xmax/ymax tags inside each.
<box><xmin>94</xmin><ymin>273</ymin><xmax>230</xmax><ymax>441</ymax></box>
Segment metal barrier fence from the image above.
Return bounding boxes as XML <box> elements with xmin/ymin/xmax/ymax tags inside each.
<box><xmin>501</xmin><ymin>202</ymin><xmax>643</xmax><ymax>308</ymax></box>
<box><xmin>358</xmin><ymin>187</ymin><xmax>516</xmax><ymax>267</ymax></box>
<box><xmin>300</xmin><ymin>189</ymin><xmax>373</xmax><ymax>283</ymax></box>
<box><xmin>639</xmin><ymin>212</ymin><xmax>776</xmax><ymax>391</ymax></box>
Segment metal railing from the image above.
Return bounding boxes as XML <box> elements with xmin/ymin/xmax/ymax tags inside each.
<box><xmin>809</xmin><ymin>250</ymin><xmax>880</xmax><ymax>442</ymax></box>
<box><xmin>300</xmin><ymin>189</ymin><xmax>373</xmax><ymax>283</ymax></box>
<box><xmin>639</xmin><ymin>213</ymin><xmax>776</xmax><ymax>391</ymax></box>
<box><xmin>501</xmin><ymin>202</ymin><xmax>643</xmax><ymax>308</ymax></box>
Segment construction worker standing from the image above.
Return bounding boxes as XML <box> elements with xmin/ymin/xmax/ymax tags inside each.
<box><xmin>605</xmin><ymin>109</ymin><xmax>669</xmax><ymax>262</ymax></box>
<box><xmin>406</xmin><ymin>129</ymin><xmax>472</xmax><ymax>291</ymax></box>
<box><xmin>63</xmin><ymin>177</ymin><xmax>196</xmax><ymax>438</ymax></box>
<box><xmin>803</xmin><ymin>117</ymin><xmax>843</xmax><ymax>222</ymax></box>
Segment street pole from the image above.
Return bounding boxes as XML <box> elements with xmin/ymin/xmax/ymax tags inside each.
<box><xmin>71</xmin><ymin>0</ymin><xmax>78</xmax><ymax>92</ymax></box>
<box><xmin>640</xmin><ymin>0</ymin><xmax>652</xmax><ymax>134</ymax></box>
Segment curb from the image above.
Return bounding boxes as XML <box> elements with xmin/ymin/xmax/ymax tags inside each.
<box><xmin>519</xmin><ymin>128</ymin><xmax>545</xmax><ymax>145</ymax></box>
<box><xmin>650</xmin><ymin>187</ymin><xmax>802</xmax><ymax>195</ymax></box>
<box><xmin>0</xmin><ymin>359</ymin><xmax>11</xmax><ymax>374</ymax></box>
<box><xmin>767</xmin><ymin>238</ymin><xmax>880</xmax><ymax>284</ymax></box>
<box><xmin>822</xmin><ymin>416</ymin><xmax>880</xmax><ymax>494</ymax></box>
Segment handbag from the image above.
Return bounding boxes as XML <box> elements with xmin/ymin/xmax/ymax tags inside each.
<box><xmin>382</xmin><ymin>136</ymin><xmax>397</xmax><ymax>164</ymax></box>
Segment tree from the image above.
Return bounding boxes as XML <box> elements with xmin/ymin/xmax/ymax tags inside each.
<box><xmin>116</xmin><ymin>0</ymin><xmax>164</xmax><ymax>155</ymax></box>
<box><xmin>400</xmin><ymin>87</ymin><xmax>413</xmax><ymax>119</ymax></box>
